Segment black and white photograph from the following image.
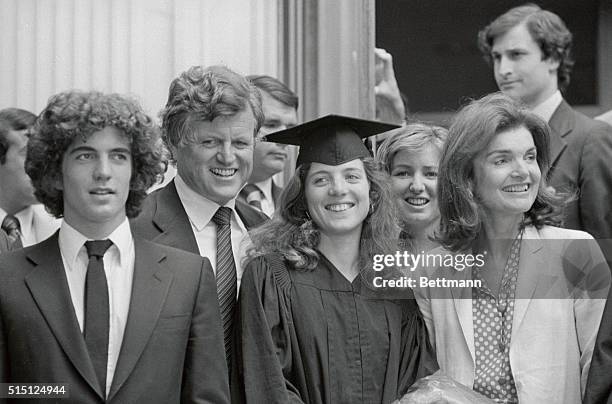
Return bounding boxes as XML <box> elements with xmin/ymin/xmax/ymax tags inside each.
<box><xmin>1</xmin><ymin>1</ymin><xmax>612</xmax><ymax>403</ymax></box>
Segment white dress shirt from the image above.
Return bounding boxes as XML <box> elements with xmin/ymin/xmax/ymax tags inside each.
<box><xmin>174</xmin><ymin>175</ymin><xmax>251</xmax><ymax>289</ymax></box>
<box><xmin>531</xmin><ymin>90</ymin><xmax>563</xmax><ymax>123</ymax></box>
<box><xmin>253</xmin><ymin>177</ymin><xmax>275</xmax><ymax>217</ymax></box>
<box><xmin>0</xmin><ymin>204</ymin><xmax>61</xmax><ymax>247</ymax></box>
<box><xmin>59</xmin><ymin>218</ymin><xmax>135</xmax><ymax>396</ymax></box>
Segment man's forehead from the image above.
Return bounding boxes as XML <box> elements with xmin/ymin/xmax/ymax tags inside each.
<box><xmin>492</xmin><ymin>23</ymin><xmax>536</xmax><ymax>50</ymax></box>
<box><xmin>66</xmin><ymin>126</ymin><xmax>130</xmax><ymax>149</ymax></box>
<box><xmin>196</xmin><ymin>110</ymin><xmax>256</xmax><ymax>132</ymax></box>
<box><xmin>261</xmin><ymin>94</ymin><xmax>297</xmax><ymax>123</ymax></box>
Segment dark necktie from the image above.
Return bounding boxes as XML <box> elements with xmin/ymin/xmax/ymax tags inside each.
<box><xmin>1</xmin><ymin>215</ymin><xmax>22</xmax><ymax>249</ymax></box>
<box><xmin>84</xmin><ymin>239</ymin><xmax>113</xmax><ymax>396</ymax></box>
<box><xmin>240</xmin><ymin>184</ymin><xmax>264</xmax><ymax>212</ymax></box>
<box><xmin>212</xmin><ymin>207</ymin><xmax>237</xmax><ymax>366</ymax></box>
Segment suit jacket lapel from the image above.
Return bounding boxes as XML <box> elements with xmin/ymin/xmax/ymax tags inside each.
<box><xmin>512</xmin><ymin>226</ymin><xmax>545</xmax><ymax>340</ymax></box>
<box><xmin>547</xmin><ymin>101</ymin><xmax>573</xmax><ymax>174</ymax></box>
<box><xmin>235</xmin><ymin>199</ymin><xmax>267</xmax><ymax>229</ymax></box>
<box><xmin>271</xmin><ymin>182</ymin><xmax>283</xmax><ymax>206</ymax></box>
<box><xmin>24</xmin><ymin>233</ymin><xmax>104</xmax><ymax>398</ymax></box>
<box><xmin>108</xmin><ymin>238</ymin><xmax>173</xmax><ymax>400</ymax></box>
<box><xmin>448</xmin><ymin>261</ymin><xmax>476</xmax><ymax>361</ymax></box>
<box><xmin>152</xmin><ymin>180</ymin><xmax>199</xmax><ymax>254</ymax></box>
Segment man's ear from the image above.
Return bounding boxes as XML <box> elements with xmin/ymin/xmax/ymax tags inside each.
<box><xmin>52</xmin><ymin>175</ymin><xmax>63</xmax><ymax>191</ymax></box>
<box><xmin>546</xmin><ymin>56</ymin><xmax>561</xmax><ymax>74</ymax></box>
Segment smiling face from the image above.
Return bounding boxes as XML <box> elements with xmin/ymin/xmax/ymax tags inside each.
<box><xmin>473</xmin><ymin>125</ymin><xmax>541</xmax><ymax>220</ymax></box>
<box><xmin>304</xmin><ymin>159</ymin><xmax>370</xmax><ymax>239</ymax></box>
<box><xmin>61</xmin><ymin>126</ymin><xmax>132</xmax><ymax>234</ymax></box>
<box><xmin>251</xmin><ymin>91</ymin><xmax>298</xmax><ymax>182</ymax></box>
<box><xmin>174</xmin><ymin>109</ymin><xmax>255</xmax><ymax>205</ymax></box>
<box><xmin>491</xmin><ymin>23</ymin><xmax>559</xmax><ymax>108</ymax></box>
<box><xmin>390</xmin><ymin>143</ymin><xmax>441</xmax><ymax>231</ymax></box>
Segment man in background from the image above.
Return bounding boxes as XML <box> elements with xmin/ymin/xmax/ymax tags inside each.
<box><xmin>0</xmin><ymin>108</ymin><xmax>61</xmax><ymax>248</ymax></box>
<box><xmin>478</xmin><ymin>4</ymin><xmax>612</xmax><ymax>247</ymax></box>
<box><xmin>239</xmin><ymin>75</ymin><xmax>298</xmax><ymax>217</ymax></box>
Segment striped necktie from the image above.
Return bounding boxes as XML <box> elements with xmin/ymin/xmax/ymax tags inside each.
<box><xmin>240</xmin><ymin>184</ymin><xmax>264</xmax><ymax>212</ymax></box>
<box><xmin>1</xmin><ymin>214</ymin><xmax>23</xmax><ymax>249</ymax></box>
<box><xmin>212</xmin><ymin>207</ymin><xmax>237</xmax><ymax>367</ymax></box>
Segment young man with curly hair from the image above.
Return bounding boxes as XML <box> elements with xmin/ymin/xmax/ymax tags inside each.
<box><xmin>0</xmin><ymin>91</ymin><xmax>229</xmax><ymax>403</ymax></box>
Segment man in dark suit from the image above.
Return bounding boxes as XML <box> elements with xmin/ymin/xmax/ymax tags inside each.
<box><xmin>0</xmin><ymin>91</ymin><xmax>229</xmax><ymax>403</ymax></box>
<box><xmin>0</xmin><ymin>229</ymin><xmax>11</xmax><ymax>253</ymax></box>
<box><xmin>478</xmin><ymin>5</ymin><xmax>612</xmax><ymax>254</ymax></box>
<box><xmin>237</xmin><ymin>75</ymin><xmax>298</xmax><ymax>217</ymax></box>
<box><xmin>132</xmin><ymin>66</ymin><xmax>267</xmax><ymax>371</ymax></box>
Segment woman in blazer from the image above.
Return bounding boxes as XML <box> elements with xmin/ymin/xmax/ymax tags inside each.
<box><xmin>415</xmin><ymin>93</ymin><xmax>610</xmax><ymax>403</ymax></box>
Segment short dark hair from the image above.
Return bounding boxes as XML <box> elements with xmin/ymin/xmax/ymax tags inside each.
<box><xmin>246</xmin><ymin>75</ymin><xmax>299</xmax><ymax>110</ymax></box>
<box><xmin>161</xmin><ymin>65</ymin><xmax>264</xmax><ymax>149</ymax></box>
<box><xmin>478</xmin><ymin>4</ymin><xmax>574</xmax><ymax>91</ymax></box>
<box><xmin>436</xmin><ymin>92</ymin><xmax>563</xmax><ymax>251</ymax></box>
<box><xmin>26</xmin><ymin>90</ymin><xmax>165</xmax><ymax>218</ymax></box>
<box><xmin>0</xmin><ymin>108</ymin><xmax>36</xmax><ymax>164</ymax></box>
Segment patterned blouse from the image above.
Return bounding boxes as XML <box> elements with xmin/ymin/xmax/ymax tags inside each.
<box><xmin>471</xmin><ymin>230</ymin><xmax>523</xmax><ymax>403</ymax></box>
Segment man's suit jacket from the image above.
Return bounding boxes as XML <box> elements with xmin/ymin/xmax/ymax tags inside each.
<box><xmin>0</xmin><ymin>230</ymin><xmax>11</xmax><ymax>253</ymax></box>
<box><xmin>0</xmin><ymin>233</ymin><xmax>230</xmax><ymax>404</ymax></box>
<box><xmin>132</xmin><ymin>180</ymin><xmax>268</xmax><ymax>254</ymax></box>
<box><xmin>547</xmin><ymin>101</ymin><xmax>612</xmax><ymax>246</ymax></box>
<box><xmin>415</xmin><ymin>225</ymin><xmax>610</xmax><ymax>404</ymax></box>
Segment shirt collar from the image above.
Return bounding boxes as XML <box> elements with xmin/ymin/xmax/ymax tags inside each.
<box><xmin>531</xmin><ymin>90</ymin><xmax>563</xmax><ymax>122</ymax></box>
<box><xmin>0</xmin><ymin>205</ymin><xmax>34</xmax><ymax>226</ymax></box>
<box><xmin>59</xmin><ymin>218</ymin><xmax>133</xmax><ymax>270</ymax></box>
<box><xmin>253</xmin><ymin>177</ymin><xmax>273</xmax><ymax>203</ymax></box>
<box><xmin>174</xmin><ymin>174</ymin><xmax>245</xmax><ymax>232</ymax></box>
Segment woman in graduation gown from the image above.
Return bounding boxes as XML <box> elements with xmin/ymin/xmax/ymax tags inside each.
<box><xmin>234</xmin><ymin>115</ymin><xmax>438</xmax><ymax>404</ymax></box>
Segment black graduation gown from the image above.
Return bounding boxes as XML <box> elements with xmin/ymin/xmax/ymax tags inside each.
<box><xmin>234</xmin><ymin>252</ymin><xmax>437</xmax><ymax>404</ymax></box>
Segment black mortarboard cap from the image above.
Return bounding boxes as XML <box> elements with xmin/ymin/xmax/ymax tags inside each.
<box><xmin>265</xmin><ymin>114</ymin><xmax>399</xmax><ymax>167</ymax></box>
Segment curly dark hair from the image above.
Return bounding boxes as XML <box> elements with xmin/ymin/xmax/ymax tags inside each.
<box><xmin>246</xmin><ymin>157</ymin><xmax>400</xmax><ymax>272</ymax></box>
<box><xmin>478</xmin><ymin>4</ymin><xmax>574</xmax><ymax>91</ymax></box>
<box><xmin>161</xmin><ymin>65</ymin><xmax>264</xmax><ymax>150</ymax></box>
<box><xmin>25</xmin><ymin>90</ymin><xmax>166</xmax><ymax>218</ymax></box>
<box><xmin>436</xmin><ymin>92</ymin><xmax>565</xmax><ymax>252</ymax></box>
